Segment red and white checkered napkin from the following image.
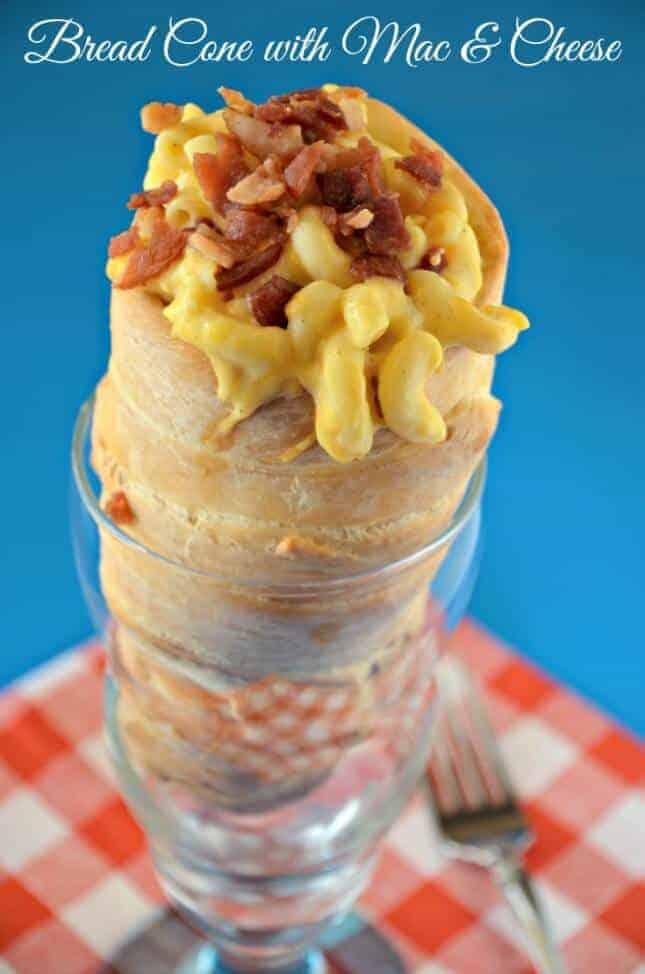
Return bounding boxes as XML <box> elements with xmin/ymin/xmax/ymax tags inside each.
<box><xmin>0</xmin><ymin>621</ymin><xmax>643</xmax><ymax>974</ymax></box>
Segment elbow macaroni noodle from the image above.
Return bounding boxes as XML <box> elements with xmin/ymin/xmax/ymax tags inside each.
<box><xmin>107</xmin><ymin>88</ymin><xmax>529</xmax><ymax>462</ymax></box>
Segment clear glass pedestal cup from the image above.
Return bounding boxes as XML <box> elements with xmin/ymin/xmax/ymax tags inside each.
<box><xmin>71</xmin><ymin>396</ymin><xmax>485</xmax><ymax>974</ymax></box>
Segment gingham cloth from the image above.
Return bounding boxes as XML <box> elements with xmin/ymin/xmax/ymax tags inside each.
<box><xmin>0</xmin><ymin>621</ymin><xmax>643</xmax><ymax>973</ymax></box>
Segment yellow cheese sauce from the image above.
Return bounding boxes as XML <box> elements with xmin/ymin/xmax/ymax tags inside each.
<box><xmin>107</xmin><ymin>87</ymin><xmax>529</xmax><ymax>462</ymax></box>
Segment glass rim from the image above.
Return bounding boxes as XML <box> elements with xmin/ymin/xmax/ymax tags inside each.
<box><xmin>71</xmin><ymin>394</ymin><xmax>486</xmax><ymax>591</ymax></box>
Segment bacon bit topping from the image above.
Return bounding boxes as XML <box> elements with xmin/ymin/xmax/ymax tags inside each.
<box><xmin>335</xmin><ymin>138</ymin><xmax>384</xmax><ymax>196</ymax></box>
<box><xmin>320</xmin><ymin>206</ymin><xmax>338</xmax><ymax>231</ymax></box>
<box><xmin>420</xmin><ymin>246</ymin><xmax>447</xmax><ymax>273</ymax></box>
<box><xmin>411</xmin><ymin>137</ymin><xmax>441</xmax><ymax>159</ymax></box>
<box><xmin>140</xmin><ymin>102</ymin><xmax>182</xmax><ymax>134</ymax></box>
<box><xmin>319</xmin><ymin>166</ymin><xmax>371</xmax><ymax>212</ymax></box>
<box><xmin>187</xmin><ymin>209</ymin><xmax>289</xmax><ymax>276</ymax></box>
<box><xmin>188</xmin><ymin>227</ymin><xmax>236</xmax><ymax>267</ymax></box>
<box><xmin>255</xmin><ymin>89</ymin><xmax>347</xmax><ymax>144</ymax></box>
<box><xmin>319</xmin><ymin>137</ymin><xmax>384</xmax><ymax>213</ymax></box>
<box><xmin>364</xmin><ymin>194</ymin><xmax>411</xmax><ymax>255</ymax></box>
<box><xmin>337</xmin><ymin>97</ymin><xmax>364</xmax><ymax>132</ymax></box>
<box><xmin>224</xmin><ymin>209</ymin><xmax>284</xmax><ymax>255</ymax></box>
<box><xmin>127</xmin><ymin>180</ymin><xmax>178</xmax><ymax>210</ymax></box>
<box><xmin>224</xmin><ymin>109</ymin><xmax>303</xmax><ymax>160</ymax></box>
<box><xmin>350</xmin><ymin>254</ymin><xmax>405</xmax><ymax>283</ymax></box>
<box><xmin>193</xmin><ymin>134</ymin><xmax>248</xmax><ymax>211</ymax></box>
<box><xmin>226</xmin><ymin>156</ymin><xmax>286</xmax><ymax>206</ymax></box>
<box><xmin>215</xmin><ymin>240</ymin><xmax>285</xmax><ymax>292</ymax></box>
<box><xmin>133</xmin><ymin>205</ymin><xmax>165</xmax><ymax>237</ymax></box>
<box><xmin>113</xmin><ymin>89</ymin><xmax>445</xmax><ymax>303</ymax></box>
<box><xmin>217</xmin><ymin>87</ymin><xmax>255</xmax><ymax>115</ymax></box>
<box><xmin>340</xmin><ymin>207</ymin><xmax>374</xmax><ymax>233</ymax></box>
<box><xmin>336</xmin><ymin>233</ymin><xmax>365</xmax><ymax>259</ymax></box>
<box><xmin>117</xmin><ymin>219</ymin><xmax>189</xmax><ymax>289</ymax></box>
<box><xmin>195</xmin><ymin>219</ymin><xmax>220</xmax><ymax>236</ymax></box>
<box><xmin>279</xmin><ymin>87</ymin><xmax>322</xmax><ymax>100</ymax></box>
<box><xmin>284</xmin><ymin>142</ymin><xmax>326</xmax><ymax>198</ymax></box>
<box><xmin>284</xmin><ymin>208</ymin><xmax>299</xmax><ymax>233</ymax></box>
<box><xmin>395</xmin><ymin>142</ymin><xmax>443</xmax><ymax>189</ymax></box>
<box><xmin>249</xmin><ymin>275</ymin><xmax>300</xmax><ymax>328</ymax></box>
<box><xmin>358</xmin><ymin>138</ymin><xmax>385</xmax><ymax>195</ymax></box>
<box><xmin>108</xmin><ymin>225</ymin><xmax>140</xmax><ymax>258</ymax></box>
<box><xmin>104</xmin><ymin>490</ymin><xmax>135</xmax><ymax>525</ymax></box>
<box><xmin>265</xmin><ymin>202</ymin><xmax>300</xmax><ymax>233</ymax></box>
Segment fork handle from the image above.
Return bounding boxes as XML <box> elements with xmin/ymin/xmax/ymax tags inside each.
<box><xmin>492</xmin><ymin>855</ymin><xmax>567</xmax><ymax>974</ymax></box>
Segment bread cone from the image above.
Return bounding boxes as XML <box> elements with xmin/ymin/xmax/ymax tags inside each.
<box><xmin>93</xmin><ymin>92</ymin><xmax>513</xmax><ymax>806</ymax></box>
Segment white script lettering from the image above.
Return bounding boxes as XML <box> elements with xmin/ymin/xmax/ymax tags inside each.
<box><xmin>24</xmin><ymin>18</ymin><xmax>156</xmax><ymax>64</ymax></box>
<box><xmin>342</xmin><ymin>17</ymin><xmax>451</xmax><ymax>67</ymax></box>
<box><xmin>163</xmin><ymin>18</ymin><xmax>253</xmax><ymax>67</ymax></box>
<box><xmin>511</xmin><ymin>18</ymin><xmax>622</xmax><ymax>67</ymax></box>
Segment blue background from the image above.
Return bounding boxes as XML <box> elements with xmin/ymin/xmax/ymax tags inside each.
<box><xmin>2</xmin><ymin>2</ymin><xmax>643</xmax><ymax>734</ymax></box>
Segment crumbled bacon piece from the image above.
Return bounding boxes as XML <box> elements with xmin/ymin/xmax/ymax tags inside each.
<box><xmin>274</xmin><ymin>206</ymin><xmax>299</xmax><ymax>233</ymax></box>
<box><xmin>140</xmin><ymin>102</ymin><xmax>182</xmax><ymax>134</ymax></box>
<box><xmin>420</xmin><ymin>246</ymin><xmax>447</xmax><ymax>273</ymax></box>
<box><xmin>224</xmin><ymin>109</ymin><xmax>303</xmax><ymax>160</ymax></box>
<box><xmin>116</xmin><ymin>220</ymin><xmax>189</xmax><ymax>289</ymax></box>
<box><xmin>336</xmin><ymin>233</ymin><xmax>366</xmax><ymax>259</ymax></box>
<box><xmin>104</xmin><ymin>490</ymin><xmax>135</xmax><ymax>525</ymax></box>
<box><xmin>127</xmin><ymin>180</ymin><xmax>177</xmax><ymax>210</ymax></box>
<box><xmin>218</xmin><ymin>86</ymin><xmax>255</xmax><ymax>114</ymax></box>
<box><xmin>188</xmin><ymin>228</ymin><xmax>236</xmax><ymax>267</ymax></box>
<box><xmin>194</xmin><ymin>134</ymin><xmax>248</xmax><ymax>211</ymax></box>
<box><xmin>254</xmin><ymin>101</ymin><xmax>288</xmax><ymax>123</ymax></box>
<box><xmin>337</xmin><ymin>97</ymin><xmax>364</xmax><ymax>132</ymax></box>
<box><xmin>263</xmin><ymin>202</ymin><xmax>300</xmax><ymax>232</ymax></box>
<box><xmin>249</xmin><ymin>275</ymin><xmax>299</xmax><ymax>328</ymax></box>
<box><xmin>364</xmin><ymin>194</ymin><xmax>411</xmax><ymax>255</ymax></box>
<box><xmin>108</xmin><ymin>226</ymin><xmax>140</xmax><ymax>258</ymax></box>
<box><xmin>255</xmin><ymin>89</ymin><xmax>347</xmax><ymax>143</ymax></box>
<box><xmin>133</xmin><ymin>205</ymin><xmax>165</xmax><ymax>236</ymax></box>
<box><xmin>279</xmin><ymin>87</ymin><xmax>322</xmax><ymax>100</ymax></box>
<box><xmin>224</xmin><ymin>209</ymin><xmax>284</xmax><ymax>255</ymax></box>
<box><xmin>320</xmin><ymin>206</ymin><xmax>338</xmax><ymax>231</ymax></box>
<box><xmin>358</xmin><ymin>138</ymin><xmax>385</xmax><ymax>195</ymax></box>
<box><xmin>350</xmin><ymin>254</ymin><xmax>405</xmax><ymax>283</ymax></box>
<box><xmin>395</xmin><ymin>145</ymin><xmax>443</xmax><ymax>188</ymax></box>
<box><xmin>318</xmin><ymin>137</ymin><xmax>384</xmax><ymax>213</ymax></box>
<box><xmin>339</xmin><ymin>207</ymin><xmax>373</xmax><ymax>234</ymax></box>
<box><xmin>195</xmin><ymin>219</ymin><xmax>221</xmax><ymax>236</ymax></box>
<box><xmin>226</xmin><ymin>157</ymin><xmax>286</xmax><ymax>206</ymax></box>
<box><xmin>334</xmin><ymin>138</ymin><xmax>384</xmax><ymax>196</ymax></box>
<box><xmin>411</xmin><ymin>137</ymin><xmax>442</xmax><ymax>159</ymax></box>
<box><xmin>215</xmin><ymin>241</ymin><xmax>284</xmax><ymax>291</ymax></box>
<box><xmin>319</xmin><ymin>166</ymin><xmax>371</xmax><ymax>212</ymax></box>
<box><xmin>303</xmin><ymin>92</ymin><xmax>346</xmax><ymax>126</ymax></box>
<box><xmin>284</xmin><ymin>142</ymin><xmax>326</xmax><ymax>198</ymax></box>
<box><xmin>191</xmin><ymin>208</ymin><xmax>289</xmax><ymax>269</ymax></box>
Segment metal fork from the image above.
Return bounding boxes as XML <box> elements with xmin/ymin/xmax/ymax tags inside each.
<box><xmin>426</xmin><ymin>657</ymin><xmax>567</xmax><ymax>974</ymax></box>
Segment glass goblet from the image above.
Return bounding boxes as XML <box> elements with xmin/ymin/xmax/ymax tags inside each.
<box><xmin>71</xmin><ymin>395</ymin><xmax>484</xmax><ymax>974</ymax></box>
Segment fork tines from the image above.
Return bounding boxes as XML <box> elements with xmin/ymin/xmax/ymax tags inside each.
<box><xmin>427</xmin><ymin>657</ymin><xmax>528</xmax><ymax>848</ymax></box>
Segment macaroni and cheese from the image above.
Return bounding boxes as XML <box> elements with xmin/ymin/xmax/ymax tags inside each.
<box><xmin>107</xmin><ymin>85</ymin><xmax>529</xmax><ymax>462</ymax></box>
